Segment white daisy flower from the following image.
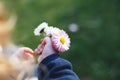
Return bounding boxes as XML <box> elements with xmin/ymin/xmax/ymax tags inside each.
<box><xmin>34</xmin><ymin>22</ymin><xmax>48</xmax><ymax>36</ymax></box>
<box><xmin>51</xmin><ymin>30</ymin><xmax>71</xmax><ymax>52</ymax></box>
<box><xmin>44</xmin><ymin>26</ymin><xmax>60</xmax><ymax>36</ymax></box>
<box><xmin>34</xmin><ymin>22</ymin><xmax>71</xmax><ymax>53</ymax></box>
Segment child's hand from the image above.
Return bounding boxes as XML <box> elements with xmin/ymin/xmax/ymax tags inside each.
<box><xmin>37</xmin><ymin>37</ymin><xmax>56</xmax><ymax>63</ymax></box>
<box><xmin>14</xmin><ymin>47</ymin><xmax>34</xmax><ymax>61</ymax></box>
<box><xmin>9</xmin><ymin>47</ymin><xmax>34</xmax><ymax>71</ymax></box>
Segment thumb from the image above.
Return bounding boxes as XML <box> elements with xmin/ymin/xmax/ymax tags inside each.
<box><xmin>38</xmin><ymin>37</ymin><xmax>56</xmax><ymax>63</ymax></box>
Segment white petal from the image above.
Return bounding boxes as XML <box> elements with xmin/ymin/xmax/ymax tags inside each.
<box><xmin>63</xmin><ymin>44</ymin><xmax>69</xmax><ymax>50</ymax></box>
<box><xmin>34</xmin><ymin>22</ymin><xmax>48</xmax><ymax>36</ymax></box>
<box><xmin>44</xmin><ymin>27</ymin><xmax>60</xmax><ymax>36</ymax></box>
<box><xmin>34</xmin><ymin>28</ymin><xmax>41</xmax><ymax>36</ymax></box>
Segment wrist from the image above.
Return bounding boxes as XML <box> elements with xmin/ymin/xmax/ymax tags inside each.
<box><xmin>38</xmin><ymin>54</ymin><xmax>59</xmax><ymax>65</ymax></box>
<box><xmin>38</xmin><ymin>52</ymin><xmax>55</xmax><ymax>63</ymax></box>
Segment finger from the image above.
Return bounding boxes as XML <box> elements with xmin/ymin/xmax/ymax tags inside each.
<box><xmin>38</xmin><ymin>39</ymin><xmax>46</xmax><ymax>54</ymax></box>
<box><xmin>17</xmin><ymin>47</ymin><xmax>33</xmax><ymax>55</ymax></box>
<box><xmin>16</xmin><ymin>47</ymin><xmax>34</xmax><ymax>60</ymax></box>
<box><xmin>34</xmin><ymin>39</ymin><xmax>46</xmax><ymax>54</ymax></box>
<box><xmin>24</xmin><ymin>49</ymin><xmax>34</xmax><ymax>54</ymax></box>
<box><xmin>24</xmin><ymin>48</ymin><xmax>34</xmax><ymax>59</ymax></box>
<box><xmin>41</xmin><ymin>39</ymin><xmax>46</xmax><ymax>46</ymax></box>
<box><xmin>24</xmin><ymin>52</ymin><xmax>34</xmax><ymax>59</ymax></box>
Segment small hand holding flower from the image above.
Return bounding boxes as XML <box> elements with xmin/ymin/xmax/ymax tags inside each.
<box><xmin>37</xmin><ymin>37</ymin><xmax>56</xmax><ymax>63</ymax></box>
<box><xmin>34</xmin><ymin>22</ymin><xmax>71</xmax><ymax>63</ymax></box>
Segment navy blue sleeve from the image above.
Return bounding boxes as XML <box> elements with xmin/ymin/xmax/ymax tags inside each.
<box><xmin>36</xmin><ymin>54</ymin><xmax>80</xmax><ymax>80</ymax></box>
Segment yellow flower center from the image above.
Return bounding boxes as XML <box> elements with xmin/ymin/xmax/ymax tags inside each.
<box><xmin>60</xmin><ymin>37</ymin><xmax>66</xmax><ymax>44</ymax></box>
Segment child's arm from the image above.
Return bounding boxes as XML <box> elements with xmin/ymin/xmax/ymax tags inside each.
<box><xmin>36</xmin><ymin>37</ymin><xmax>80</xmax><ymax>80</ymax></box>
<box><xmin>37</xmin><ymin>54</ymin><xmax>80</xmax><ymax>80</ymax></box>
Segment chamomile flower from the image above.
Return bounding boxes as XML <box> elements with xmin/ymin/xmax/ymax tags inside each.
<box><xmin>44</xmin><ymin>27</ymin><xmax>60</xmax><ymax>36</ymax></box>
<box><xmin>34</xmin><ymin>22</ymin><xmax>71</xmax><ymax>53</ymax></box>
<box><xmin>34</xmin><ymin>22</ymin><xmax>48</xmax><ymax>36</ymax></box>
<box><xmin>51</xmin><ymin>30</ymin><xmax>70</xmax><ymax>52</ymax></box>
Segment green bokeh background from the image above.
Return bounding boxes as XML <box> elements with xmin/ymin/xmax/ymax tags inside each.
<box><xmin>2</xmin><ymin>0</ymin><xmax>120</xmax><ymax>80</ymax></box>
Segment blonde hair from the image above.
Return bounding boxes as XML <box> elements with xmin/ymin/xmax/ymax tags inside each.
<box><xmin>0</xmin><ymin>1</ymin><xmax>17</xmax><ymax>45</ymax></box>
<box><xmin>0</xmin><ymin>1</ymin><xmax>17</xmax><ymax>32</ymax></box>
<box><xmin>0</xmin><ymin>54</ymin><xmax>16</xmax><ymax>80</ymax></box>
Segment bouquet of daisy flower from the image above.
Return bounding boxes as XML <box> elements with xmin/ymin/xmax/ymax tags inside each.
<box><xmin>34</xmin><ymin>22</ymin><xmax>70</xmax><ymax>54</ymax></box>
